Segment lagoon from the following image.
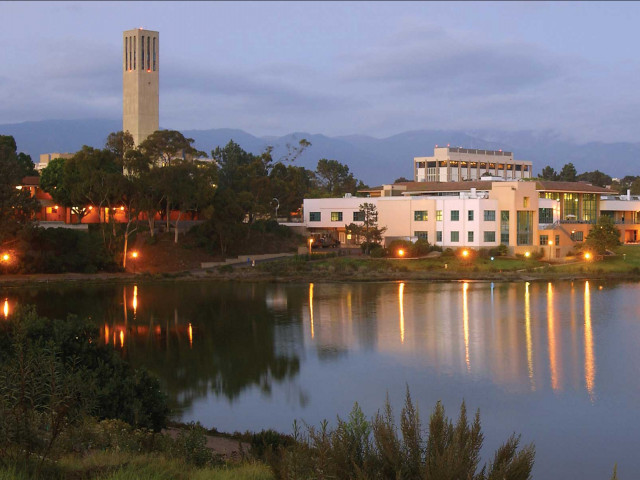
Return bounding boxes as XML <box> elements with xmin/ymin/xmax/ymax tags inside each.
<box><xmin>2</xmin><ymin>279</ymin><xmax>639</xmax><ymax>479</ymax></box>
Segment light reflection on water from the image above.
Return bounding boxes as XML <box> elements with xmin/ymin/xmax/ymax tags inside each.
<box><xmin>3</xmin><ymin>279</ymin><xmax>640</xmax><ymax>479</ymax></box>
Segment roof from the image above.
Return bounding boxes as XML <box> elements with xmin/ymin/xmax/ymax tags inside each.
<box><xmin>396</xmin><ymin>181</ymin><xmax>494</xmax><ymax>193</ymax></box>
<box><xmin>21</xmin><ymin>176</ymin><xmax>40</xmax><ymax>186</ymax></box>
<box><xmin>535</xmin><ymin>181</ymin><xmax>611</xmax><ymax>194</ymax></box>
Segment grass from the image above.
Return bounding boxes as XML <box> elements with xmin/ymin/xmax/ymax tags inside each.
<box><xmin>1</xmin><ymin>452</ymin><xmax>274</xmax><ymax>480</ymax></box>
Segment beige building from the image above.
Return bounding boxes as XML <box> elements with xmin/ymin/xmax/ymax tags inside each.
<box><xmin>123</xmin><ymin>28</ymin><xmax>159</xmax><ymax>146</ymax></box>
<box><xmin>414</xmin><ymin>146</ymin><xmax>532</xmax><ymax>182</ymax></box>
<box><xmin>37</xmin><ymin>152</ymin><xmax>74</xmax><ymax>171</ymax></box>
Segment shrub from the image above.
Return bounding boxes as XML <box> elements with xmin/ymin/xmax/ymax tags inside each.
<box><xmin>413</xmin><ymin>239</ymin><xmax>431</xmax><ymax>257</ymax></box>
<box><xmin>275</xmin><ymin>390</ymin><xmax>535</xmax><ymax>480</ymax></box>
<box><xmin>387</xmin><ymin>240</ymin><xmax>413</xmax><ymax>257</ymax></box>
<box><xmin>369</xmin><ymin>247</ymin><xmax>387</xmax><ymax>258</ymax></box>
<box><xmin>170</xmin><ymin>422</ymin><xmax>217</xmax><ymax>468</ymax></box>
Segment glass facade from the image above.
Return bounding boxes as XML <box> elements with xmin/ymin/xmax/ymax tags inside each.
<box><xmin>517</xmin><ymin>211</ymin><xmax>534</xmax><ymax>245</ymax></box>
<box><xmin>500</xmin><ymin>211</ymin><xmax>509</xmax><ymax>244</ymax></box>
<box><xmin>563</xmin><ymin>193</ymin><xmax>578</xmax><ymax>220</ymax></box>
<box><xmin>583</xmin><ymin>194</ymin><xmax>597</xmax><ymax>223</ymax></box>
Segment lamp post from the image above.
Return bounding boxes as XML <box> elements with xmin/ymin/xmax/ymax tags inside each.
<box><xmin>131</xmin><ymin>251</ymin><xmax>138</xmax><ymax>273</ymax></box>
<box><xmin>272</xmin><ymin>198</ymin><xmax>279</xmax><ymax>220</ymax></box>
<box><xmin>548</xmin><ymin>240</ymin><xmax>553</xmax><ymax>260</ymax></box>
<box><xmin>308</xmin><ymin>238</ymin><xmax>314</xmax><ymax>255</ymax></box>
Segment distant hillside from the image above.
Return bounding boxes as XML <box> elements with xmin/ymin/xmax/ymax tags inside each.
<box><xmin>2</xmin><ymin>119</ymin><xmax>639</xmax><ymax>185</ymax></box>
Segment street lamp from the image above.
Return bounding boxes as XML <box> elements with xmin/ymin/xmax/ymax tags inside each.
<box><xmin>131</xmin><ymin>251</ymin><xmax>139</xmax><ymax>273</ymax></box>
<box><xmin>398</xmin><ymin>249</ymin><xmax>405</xmax><ymax>257</ymax></box>
<box><xmin>548</xmin><ymin>240</ymin><xmax>553</xmax><ymax>260</ymax></box>
<box><xmin>272</xmin><ymin>198</ymin><xmax>280</xmax><ymax>220</ymax></box>
<box><xmin>308</xmin><ymin>238</ymin><xmax>314</xmax><ymax>255</ymax></box>
<box><xmin>584</xmin><ymin>252</ymin><xmax>592</xmax><ymax>261</ymax></box>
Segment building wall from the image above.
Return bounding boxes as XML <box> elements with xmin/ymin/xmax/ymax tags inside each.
<box><xmin>123</xmin><ymin>29</ymin><xmax>159</xmax><ymax>146</ymax></box>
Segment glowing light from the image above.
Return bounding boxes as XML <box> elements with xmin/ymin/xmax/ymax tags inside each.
<box><xmin>524</xmin><ymin>251</ymin><xmax>531</xmax><ymax>258</ymax></box>
<box><xmin>188</xmin><ymin>323</ymin><xmax>193</xmax><ymax>348</ymax></box>
<box><xmin>133</xmin><ymin>285</ymin><xmax>138</xmax><ymax>313</ymax></box>
<box><xmin>88</xmin><ymin>206</ymin><xmax>93</xmax><ymax>211</ymax></box>
<box><xmin>584</xmin><ymin>281</ymin><xmax>596</xmax><ymax>402</ymax></box>
<box><xmin>398</xmin><ymin>249</ymin><xmax>405</xmax><ymax>257</ymax></box>
<box><xmin>54</xmin><ymin>205</ymin><xmax>59</xmax><ymax>210</ymax></box>
<box><xmin>120</xmin><ymin>206</ymin><xmax>125</xmax><ymax>211</ymax></box>
<box><xmin>3</xmin><ymin>299</ymin><xmax>8</xmax><ymax>319</ymax></box>
<box><xmin>463</xmin><ymin>282</ymin><xmax>470</xmax><ymax>372</ymax></box>
<box><xmin>1</xmin><ymin>253</ymin><xmax>9</xmax><ymax>262</ymax></box>
<box><xmin>548</xmin><ymin>240</ymin><xmax>553</xmax><ymax>246</ymax></box>
<box><xmin>547</xmin><ymin>283</ymin><xmax>560</xmax><ymax>391</ymax></box>
<box><xmin>309</xmin><ymin>283</ymin><xmax>314</xmax><ymax>339</ymax></box>
<box><xmin>584</xmin><ymin>252</ymin><xmax>592</xmax><ymax>260</ymax></box>
<box><xmin>398</xmin><ymin>282</ymin><xmax>405</xmax><ymax>344</ymax></box>
<box><xmin>104</xmin><ymin>324</ymin><xmax>109</xmax><ymax>345</ymax></box>
<box><xmin>462</xmin><ymin>249</ymin><xmax>469</xmax><ymax>258</ymax></box>
<box><xmin>131</xmin><ymin>251</ymin><xmax>138</xmax><ymax>259</ymax></box>
<box><xmin>119</xmin><ymin>330</ymin><xmax>124</xmax><ymax>348</ymax></box>
<box><xmin>525</xmin><ymin>282</ymin><xmax>535</xmax><ymax>391</ymax></box>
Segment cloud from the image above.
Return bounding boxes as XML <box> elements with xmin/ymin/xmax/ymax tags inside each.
<box><xmin>340</xmin><ymin>25</ymin><xmax>571</xmax><ymax>97</ymax></box>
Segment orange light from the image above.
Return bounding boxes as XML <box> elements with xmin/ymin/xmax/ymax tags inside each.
<box><xmin>462</xmin><ymin>249</ymin><xmax>469</xmax><ymax>258</ymax></box>
<box><xmin>54</xmin><ymin>205</ymin><xmax>59</xmax><ymax>210</ymax></box>
<box><xmin>120</xmin><ymin>206</ymin><xmax>125</xmax><ymax>211</ymax></box>
<box><xmin>188</xmin><ymin>323</ymin><xmax>193</xmax><ymax>348</ymax></box>
<box><xmin>524</xmin><ymin>251</ymin><xmax>531</xmax><ymax>258</ymax></box>
<box><xmin>1</xmin><ymin>253</ymin><xmax>9</xmax><ymax>262</ymax></box>
<box><xmin>88</xmin><ymin>206</ymin><xmax>93</xmax><ymax>210</ymax></box>
<box><xmin>548</xmin><ymin>240</ymin><xmax>553</xmax><ymax>246</ymax></box>
<box><xmin>3</xmin><ymin>299</ymin><xmax>8</xmax><ymax>319</ymax></box>
<box><xmin>119</xmin><ymin>330</ymin><xmax>124</xmax><ymax>348</ymax></box>
<box><xmin>147</xmin><ymin>69</ymin><xmax>151</xmax><ymax>72</ymax></box>
<box><xmin>398</xmin><ymin>249</ymin><xmax>405</xmax><ymax>257</ymax></box>
<box><xmin>584</xmin><ymin>252</ymin><xmax>592</xmax><ymax>260</ymax></box>
<box><xmin>131</xmin><ymin>251</ymin><xmax>138</xmax><ymax>259</ymax></box>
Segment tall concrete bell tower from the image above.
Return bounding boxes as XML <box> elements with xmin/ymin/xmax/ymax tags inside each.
<box><xmin>123</xmin><ymin>28</ymin><xmax>159</xmax><ymax>146</ymax></box>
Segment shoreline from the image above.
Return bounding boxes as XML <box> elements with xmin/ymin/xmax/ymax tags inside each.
<box><xmin>1</xmin><ymin>266</ymin><xmax>639</xmax><ymax>287</ymax></box>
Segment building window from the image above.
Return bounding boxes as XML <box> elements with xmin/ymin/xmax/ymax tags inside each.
<box><xmin>125</xmin><ymin>37</ymin><xmax>128</xmax><ymax>70</ymax></box>
<box><xmin>468</xmin><ymin>231</ymin><xmax>474</xmax><ymax>242</ymax></box>
<box><xmin>133</xmin><ymin>36</ymin><xmax>136</xmax><ymax>70</ymax></box>
<box><xmin>147</xmin><ymin>36</ymin><xmax>151</xmax><ymax>69</ymax></box>
<box><xmin>563</xmin><ymin>193</ymin><xmax>578</xmax><ymax>220</ymax></box>
<box><xmin>571</xmin><ymin>231</ymin><xmax>584</xmax><ymax>241</ymax></box>
<box><xmin>523</xmin><ymin>196</ymin><xmax>529</xmax><ymax>208</ymax></box>
<box><xmin>517</xmin><ymin>211</ymin><xmax>533</xmax><ymax>245</ymax></box>
<box><xmin>414</xmin><ymin>210</ymin><xmax>428</xmax><ymax>221</ymax></box>
<box><xmin>153</xmin><ymin>37</ymin><xmax>156</xmax><ymax>71</ymax></box>
<box><xmin>436</xmin><ymin>231</ymin><xmax>443</xmax><ymax>242</ymax></box>
<box><xmin>331</xmin><ymin>212</ymin><xmax>343</xmax><ymax>222</ymax></box>
<box><xmin>484</xmin><ymin>231</ymin><xmax>496</xmax><ymax>243</ymax></box>
<box><xmin>309</xmin><ymin>212</ymin><xmax>321</xmax><ymax>222</ymax></box>
<box><xmin>141</xmin><ymin>35</ymin><xmax>145</xmax><ymax>69</ymax></box>
<box><xmin>484</xmin><ymin>210</ymin><xmax>496</xmax><ymax>221</ymax></box>
<box><xmin>540</xmin><ymin>235</ymin><xmax>549</xmax><ymax>246</ymax></box>
<box><xmin>415</xmin><ymin>231</ymin><xmax>428</xmax><ymax>241</ymax></box>
<box><xmin>451</xmin><ymin>231</ymin><xmax>459</xmax><ymax>242</ymax></box>
<box><xmin>436</xmin><ymin>210</ymin><xmax>443</xmax><ymax>221</ymax></box>
<box><xmin>451</xmin><ymin>210</ymin><xmax>459</xmax><ymax>221</ymax></box>
<box><xmin>353</xmin><ymin>211</ymin><xmax>364</xmax><ymax>222</ymax></box>
<box><xmin>468</xmin><ymin>210</ymin><xmax>474</xmax><ymax>221</ymax></box>
<box><xmin>583</xmin><ymin>194</ymin><xmax>597</xmax><ymax>223</ymax></box>
<box><xmin>555</xmin><ymin>235</ymin><xmax>560</xmax><ymax>247</ymax></box>
<box><xmin>539</xmin><ymin>208</ymin><xmax>553</xmax><ymax>224</ymax></box>
<box><xmin>500</xmin><ymin>211</ymin><xmax>509</xmax><ymax>244</ymax></box>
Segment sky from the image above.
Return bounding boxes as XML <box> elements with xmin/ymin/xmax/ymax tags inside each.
<box><xmin>1</xmin><ymin>1</ymin><xmax>640</xmax><ymax>143</ymax></box>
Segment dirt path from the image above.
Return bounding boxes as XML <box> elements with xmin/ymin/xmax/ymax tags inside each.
<box><xmin>163</xmin><ymin>427</ymin><xmax>250</xmax><ymax>461</ymax></box>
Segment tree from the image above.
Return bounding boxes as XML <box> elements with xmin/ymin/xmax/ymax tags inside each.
<box><xmin>629</xmin><ymin>177</ymin><xmax>640</xmax><ymax>195</ymax></box>
<box><xmin>105</xmin><ymin>130</ymin><xmax>135</xmax><ymax>165</ymax></box>
<box><xmin>138</xmin><ymin>129</ymin><xmax>204</xmax><ymax>167</ymax></box>
<box><xmin>576</xmin><ymin>170</ymin><xmax>612</xmax><ymax>187</ymax></box>
<box><xmin>315</xmin><ymin>158</ymin><xmax>359</xmax><ymax>196</ymax></box>
<box><xmin>394</xmin><ymin>176</ymin><xmax>411</xmax><ymax>183</ymax></box>
<box><xmin>585</xmin><ymin>215</ymin><xmax>621</xmax><ymax>254</ymax></box>
<box><xmin>558</xmin><ymin>163</ymin><xmax>577</xmax><ymax>182</ymax></box>
<box><xmin>540</xmin><ymin>165</ymin><xmax>558</xmax><ymax>180</ymax></box>
<box><xmin>345</xmin><ymin>202</ymin><xmax>387</xmax><ymax>254</ymax></box>
<box><xmin>0</xmin><ymin>135</ymin><xmax>39</xmax><ymax>242</ymax></box>
<box><xmin>40</xmin><ymin>157</ymin><xmax>90</xmax><ymax>224</ymax></box>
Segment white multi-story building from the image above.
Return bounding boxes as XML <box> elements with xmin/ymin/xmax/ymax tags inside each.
<box><xmin>414</xmin><ymin>146</ymin><xmax>532</xmax><ymax>182</ymax></box>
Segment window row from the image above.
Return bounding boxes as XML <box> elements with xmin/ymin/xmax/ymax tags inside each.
<box><xmin>309</xmin><ymin>211</ymin><xmax>365</xmax><ymax>222</ymax></box>
<box><xmin>125</xmin><ymin>35</ymin><xmax>157</xmax><ymax>71</ymax></box>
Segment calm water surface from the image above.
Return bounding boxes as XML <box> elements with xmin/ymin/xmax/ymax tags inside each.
<box><xmin>2</xmin><ymin>279</ymin><xmax>639</xmax><ymax>479</ymax></box>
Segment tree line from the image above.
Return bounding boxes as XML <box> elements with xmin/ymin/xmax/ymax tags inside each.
<box><xmin>539</xmin><ymin>162</ymin><xmax>640</xmax><ymax>193</ymax></box>
<box><xmin>0</xmin><ymin>131</ymin><xmax>368</xmax><ymax>270</ymax></box>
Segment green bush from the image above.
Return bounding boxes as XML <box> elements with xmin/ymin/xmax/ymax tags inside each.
<box><xmin>369</xmin><ymin>247</ymin><xmax>387</xmax><ymax>258</ymax></box>
<box><xmin>170</xmin><ymin>422</ymin><xmax>218</xmax><ymax>468</ymax></box>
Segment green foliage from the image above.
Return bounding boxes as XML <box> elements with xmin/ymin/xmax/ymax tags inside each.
<box><xmin>170</xmin><ymin>423</ymin><xmax>218</xmax><ymax>468</ymax></box>
<box><xmin>274</xmin><ymin>391</ymin><xmax>535</xmax><ymax>480</ymax></box>
<box><xmin>313</xmin><ymin>158</ymin><xmax>360</xmax><ymax>196</ymax></box>
<box><xmin>347</xmin><ymin>203</ymin><xmax>386</xmax><ymax>254</ymax></box>
<box><xmin>14</xmin><ymin>226</ymin><xmax>118</xmax><ymax>274</ymax></box>
<box><xmin>539</xmin><ymin>165</ymin><xmax>557</xmax><ymax>180</ymax></box>
<box><xmin>0</xmin><ymin>135</ymin><xmax>39</xmax><ymax>242</ymax></box>
<box><xmin>576</xmin><ymin>170</ymin><xmax>612</xmax><ymax>187</ymax></box>
<box><xmin>489</xmin><ymin>244</ymin><xmax>509</xmax><ymax>257</ymax></box>
<box><xmin>0</xmin><ymin>308</ymin><xmax>169</xmax><ymax>434</ymax></box>
<box><xmin>558</xmin><ymin>163</ymin><xmax>578</xmax><ymax>182</ymax></box>
<box><xmin>586</xmin><ymin>216</ymin><xmax>621</xmax><ymax>254</ymax></box>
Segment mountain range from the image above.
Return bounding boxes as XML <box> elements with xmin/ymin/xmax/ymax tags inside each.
<box><xmin>2</xmin><ymin>118</ymin><xmax>639</xmax><ymax>186</ymax></box>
